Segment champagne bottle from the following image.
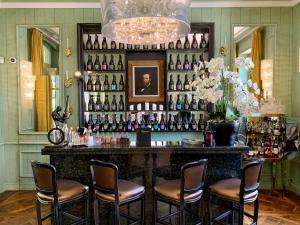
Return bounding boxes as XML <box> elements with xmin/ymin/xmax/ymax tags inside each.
<box><xmin>176</xmin><ymin>39</ymin><xmax>182</xmax><ymax>49</ymax></box>
<box><xmin>198</xmin><ymin>98</ymin><xmax>206</xmax><ymax>111</ymax></box>
<box><xmin>183</xmin><ymin>94</ymin><xmax>189</xmax><ymax>110</ymax></box>
<box><xmin>184</xmin><ymin>36</ymin><xmax>190</xmax><ymax>49</ymax></box>
<box><xmin>111</xmin><ymin>114</ymin><xmax>118</xmax><ymax>131</ymax></box>
<box><xmin>191</xmin><ymin>74</ymin><xmax>197</xmax><ymax>91</ymax></box>
<box><xmin>168</xmin><ymin>41</ymin><xmax>175</xmax><ymax>49</ymax></box>
<box><xmin>153</xmin><ymin>113</ymin><xmax>159</xmax><ymax>131</ymax></box>
<box><xmin>95</xmin><ymin>95</ymin><xmax>102</xmax><ymax>111</ymax></box>
<box><xmin>111</xmin><ymin>95</ymin><xmax>117</xmax><ymax>111</ymax></box>
<box><xmin>198</xmin><ymin>114</ymin><xmax>205</xmax><ymax>131</ymax></box>
<box><xmin>88</xmin><ymin>94</ymin><xmax>95</xmax><ymax>111</ymax></box>
<box><xmin>168</xmin><ymin>114</ymin><xmax>174</xmax><ymax>131</ymax></box>
<box><xmin>111</xmin><ymin>40</ymin><xmax>116</xmax><ymax>49</ymax></box>
<box><xmin>169</xmin><ymin>74</ymin><xmax>174</xmax><ymax>90</ymax></box>
<box><xmin>160</xmin><ymin>114</ymin><xmax>166</xmax><ymax>131</ymax></box>
<box><xmin>86</xmin><ymin>55</ymin><xmax>93</xmax><ymax>71</ymax></box>
<box><xmin>176</xmin><ymin>95</ymin><xmax>182</xmax><ymax>111</ymax></box>
<box><xmin>191</xmin><ymin>54</ymin><xmax>197</xmax><ymax>70</ymax></box>
<box><xmin>183</xmin><ymin>54</ymin><xmax>190</xmax><ymax>70</ymax></box>
<box><xmin>103</xmin><ymin>95</ymin><xmax>110</xmax><ymax>111</ymax></box>
<box><xmin>176</xmin><ymin>54</ymin><xmax>182</xmax><ymax>70</ymax></box>
<box><xmin>86</xmin><ymin>34</ymin><xmax>93</xmax><ymax>50</ymax></box>
<box><xmin>169</xmin><ymin>95</ymin><xmax>174</xmax><ymax>111</ymax></box>
<box><xmin>191</xmin><ymin>114</ymin><xmax>197</xmax><ymax>131</ymax></box>
<box><xmin>190</xmin><ymin>94</ymin><xmax>197</xmax><ymax>110</ymax></box>
<box><xmin>102</xmin><ymin>37</ymin><xmax>108</xmax><ymax>49</ymax></box>
<box><xmin>183</xmin><ymin>114</ymin><xmax>189</xmax><ymax>130</ymax></box>
<box><xmin>118</xmin><ymin>95</ymin><xmax>125</xmax><ymax>111</ymax></box>
<box><xmin>168</xmin><ymin>54</ymin><xmax>174</xmax><ymax>70</ymax></box>
<box><xmin>118</xmin><ymin>114</ymin><xmax>125</xmax><ymax>131</ymax></box>
<box><xmin>103</xmin><ymin>75</ymin><xmax>109</xmax><ymax>91</ymax></box>
<box><xmin>94</xmin><ymin>54</ymin><xmax>101</xmax><ymax>71</ymax></box>
<box><xmin>200</xmin><ymin>33</ymin><xmax>206</xmax><ymax>49</ymax></box>
<box><xmin>94</xmin><ymin>34</ymin><xmax>100</xmax><ymax>49</ymax></box>
<box><xmin>117</xmin><ymin>54</ymin><xmax>123</xmax><ymax>70</ymax></box>
<box><xmin>119</xmin><ymin>75</ymin><xmax>125</xmax><ymax>91</ymax></box>
<box><xmin>119</xmin><ymin>43</ymin><xmax>125</xmax><ymax>49</ymax></box>
<box><xmin>160</xmin><ymin>43</ymin><xmax>165</xmax><ymax>49</ymax></box>
<box><xmin>176</xmin><ymin>114</ymin><xmax>182</xmax><ymax>130</ymax></box>
<box><xmin>102</xmin><ymin>54</ymin><xmax>108</xmax><ymax>70</ymax></box>
<box><xmin>103</xmin><ymin>114</ymin><xmax>110</xmax><ymax>132</ymax></box>
<box><xmin>191</xmin><ymin>33</ymin><xmax>198</xmax><ymax>49</ymax></box>
<box><xmin>88</xmin><ymin>114</ymin><xmax>94</xmax><ymax>131</ymax></box>
<box><xmin>111</xmin><ymin>75</ymin><xmax>117</xmax><ymax>91</ymax></box>
<box><xmin>95</xmin><ymin>114</ymin><xmax>101</xmax><ymax>131</ymax></box>
<box><xmin>86</xmin><ymin>74</ymin><xmax>93</xmax><ymax>91</ymax></box>
<box><xmin>176</xmin><ymin>74</ymin><xmax>182</xmax><ymax>91</ymax></box>
<box><xmin>184</xmin><ymin>74</ymin><xmax>190</xmax><ymax>90</ymax></box>
<box><xmin>94</xmin><ymin>75</ymin><xmax>101</xmax><ymax>91</ymax></box>
<box><xmin>109</xmin><ymin>54</ymin><xmax>115</xmax><ymax>70</ymax></box>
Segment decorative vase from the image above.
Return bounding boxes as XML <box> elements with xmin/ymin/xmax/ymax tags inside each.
<box><xmin>211</xmin><ymin>121</ymin><xmax>240</xmax><ymax>146</ymax></box>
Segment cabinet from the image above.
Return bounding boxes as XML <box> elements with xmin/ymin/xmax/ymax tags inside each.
<box><xmin>77</xmin><ymin>23</ymin><xmax>214</xmax><ymax>132</ymax></box>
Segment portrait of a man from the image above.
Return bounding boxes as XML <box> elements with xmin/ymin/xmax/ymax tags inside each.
<box><xmin>133</xmin><ymin>66</ymin><xmax>159</xmax><ymax>96</ymax></box>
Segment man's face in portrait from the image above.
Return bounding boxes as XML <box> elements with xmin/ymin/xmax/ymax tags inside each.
<box><xmin>143</xmin><ymin>73</ymin><xmax>151</xmax><ymax>87</ymax></box>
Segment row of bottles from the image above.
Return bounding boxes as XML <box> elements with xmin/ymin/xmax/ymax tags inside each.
<box><xmin>168</xmin><ymin>54</ymin><xmax>205</xmax><ymax>71</ymax></box>
<box><xmin>85</xmin><ymin>74</ymin><xmax>125</xmax><ymax>92</ymax></box>
<box><xmin>87</xmin><ymin>94</ymin><xmax>125</xmax><ymax>112</ymax></box>
<box><xmin>168</xmin><ymin>94</ymin><xmax>207</xmax><ymax>111</ymax></box>
<box><xmin>84</xmin><ymin>54</ymin><xmax>123</xmax><ymax>71</ymax></box>
<box><xmin>168</xmin><ymin>34</ymin><xmax>209</xmax><ymax>49</ymax></box>
<box><xmin>85</xmin><ymin>113</ymin><xmax>206</xmax><ymax>132</ymax></box>
<box><xmin>168</xmin><ymin>74</ymin><xmax>197</xmax><ymax>91</ymax></box>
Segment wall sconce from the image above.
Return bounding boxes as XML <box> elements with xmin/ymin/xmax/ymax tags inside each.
<box><xmin>64</xmin><ymin>71</ymin><xmax>73</xmax><ymax>88</ymax></box>
<box><xmin>220</xmin><ymin>38</ymin><xmax>228</xmax><ymax>56</ymax></box>
<box><xmin>64</xmin><ymin>38</ymin><xmax>72</xmax><ymax>57</ymax></box>
<box><xmin>261</xmin><ymin>59</ymin><xmax>273</xmax><ymax>99</ymax></box>
<box><xmin>74</xmin><ymin>70</ymin><xmax>82</xmax><ymax>80</ymax></box>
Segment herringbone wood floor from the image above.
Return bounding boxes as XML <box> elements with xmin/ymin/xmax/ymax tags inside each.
<box><xmin>0</xmin><ymin>190</ymin><xmax>300</xmax><ymax>225</ymax></box>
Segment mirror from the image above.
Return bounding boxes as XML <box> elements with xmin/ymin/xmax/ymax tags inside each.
<box><xmin>17</xmin><ymin>25</ymin><xmax>61</xmax><ymax>133</ymax></box>
<box><xmin>232</xmin><ymin>24</ymin><xmax>276</xmax><ymax>99</ymax></box>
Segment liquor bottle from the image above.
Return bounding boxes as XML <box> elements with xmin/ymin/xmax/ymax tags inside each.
<box><xmin>146</xmin><ymin>116</ymin><xmax>152</xmax><ymax>129</ymax></box>
<box><xmin>191</xmin><ymin>74</ymin><xmax>197</xmax><ymax>91</ymax></box>
<box><xmin>118</xmin><ymin>95</ymin><xmax>125</xmax><ymax>111</ymax></box>
<box><xmin>153</xmin><ymin>113</ymin><xmax>159</xmax><ymax>131</ymax></box>
<box><xmin>184</xmin><ymin>74</ymin><xmax>190</xmax><ymax>90</ymax></box>
<box><xmin>95</xmin><ymin>114</ymin><xmax>101</xmax><ymax>132</ymax></box>
<box><xmin>160</xmin><ymin>43</ymin><xmax>165</xmax><ymax>49</ymax></box>
<box><xmin>86</xmin><ymin>55</ymin><xmax>93</xmax><ymax>71</ymax></box>
<box><xmin>94</xmin><ymin>54</ymin><xmax>101</xmax><ymax>71</ymax></box>
<box><xmin>160</xmin><ymin>114</ymin><xmax>166</xmax><ymax>131</ymax></box>
<box><xmin>184</xmin><ymin>36</ymin><xmax>190</xmax><ymax>49</ymax></box>
<box><xmin>111</xmin><ymin>40</ymin><xmax>116</xmax><ymax>49</ymax></box>
<box><xmin>199</xmin><ymin>54</ymin><xmax>205</xmax><ymax>64</ymax></box>
<box><xmin>119</xmin><ymin>43</ymin><xmax>125</xmax><ymax>49</ymax></box>
<box><xmin>176</xmin><ymin>54</ymin><xmax>182</xmax><ymax>70</ymax></box>
<box><xmin>134</xmin><ymin>114</ymin><xmax>139</xmax><ymax>130</ymax></box>
<box><xmin>176</xmin><ymin>74</ymin><xmax>182</xmax><ymax>90</ymax></box>
<box><xmin>140</xmin><ymin>114</ymin><xmax>146</xmax><ymax>129</ymax></box>
<box><xmin>94</xmin><ymin>34</ymin><xmax>100</xmax><ymax>49</ymax></box>
<box><xmin>176</xmin><ymin>114</ymin><xmax>182</xmax><ymax>130</ymax></box>
<box><xmin>143</xmin><ymin>45</ymin><xmax>149</xmax><ymax>50</ymax></box>
<box><xmin>85</xmin><ymin>115</ymin><xmax>89</xmax><ymax>128</ymax></box>
<box><xmin>183</xmin><ymin>94</ymin><xmax>189</xmax><ymax>110</ymax></box>
<box><xmin>151</xmin><ymin>44</ymin><xmax>157</xmax><ymax>49</ymax></box>
<box><xmin>111</xmin><ymin>114</ymin><xmax>118</xmax><ymax>131</ymax></box>
<box><xmin>95</xmin><ymin>95</ymin><xmax>102</xmax><ymax>111</ymax></box>
<box><xmin>103</xmin><ymin>95</ymin><xmax>110</xmax><ymax>111</ymax></box>
<box><xmin>127</xmin><ymin>44</ymin><xmax>132</xmax><ymax>50</ymax></box>
<box><xmin>191</xmin><ymin>33</ymin><xmax>198</xmax><ymax>49</ymax></box>
<box><xmin>118</xmin><ymin>114</ymin><xmax>125</xmax><ymax>131</ymax></box>
<box><xmin>169</xmin><ymin>74</ymin><xmax>174</xmax><ymax>91</ymax></box>
<box><xmin>168</xmin><ymin>54</ymin><xmax>175</xmax><ymax>70</ymax></box>
<box><xmin>86</xmin><ymin>34</ymin><xmax>93</xmax><ymax>50</ymax></box>
<box><xmin>111</xmin><ymin>75</ymin><xmax>117</xmax><ymax>91</ymax></box>
<box><xmin>119</xmin><ymin>75</ymin><xmax>125</xmax><ymax>91</ymax></box>
<box><xmin>102</xmin><ymin>37</ymin><xmax>108</xmax><ymax>49</ymax></box>
<box><xmin>127</xmin><ymin>114</ymin><xmax>133</xmax><ymax>131</ymax></box>
<box><xmin>103</xmin><ymin>114</ymin><xmax>110</xmax><ymax>132</ymax></box>
<box><xmin>191</xmin><ymin>54</ymin><xmax>197</xmax><ymax>70</ymax></box>
<box><xmin>111</xmin><ymin>95</ymin><xmax>117</xmax><ymax>111</ymax></box>
<box><xmin>168</xmin><ymin>114</ymin><xmax>174</xmax><ymax>131</ymax></box>
<box><xmin>94</xmin><ymin>75</ymin><xmax>101</xmax><ymax>91</ymax></box>
<box><xmin>190</xmin><ymin>94</ymin><xmax>197</xmax><ymax>110</ymax></box>
<box><xmin>86</xmin><ymin>74</ymin><xmax>93</xmax><ymax>91</ymax></box>
<box><xmin>176</xmin><ymin>95</ymin><xmax>182</xmax><ymax>111</ymax></box>
<box><xmin>88</xmin><ymin>95</ymin><xmax>95</xmax><ymax>111</ymax></box>
<box><xmin>198</xmin><ymin>98</ymin><xmax>206</xmax><ymax>111</ymax></box>
<box><xmin>183</xmin><ymin>54</ymin><xmax>190</xmax><ymax>70</ymax></box>
<box><xmin>169</xmin><ymin>94</ymin><xmax>174</xmax><ymax>111</ymax></box>
<box><xmin>183</xmin><ymin>114</ymin><xmax>189</xmax><ymax>130</ymax></box>
<box><xmin>168</xmin><ymin>41</ymin><xmax>175</xmax><ymax>49</ymax></box>
<box><xmin>109</xmin><ymin>55</ymin><xmax>115</xmax><ymax>70</ymax></box>
<box><xmin>176</xmin><ymin>39</ymin><xmax>182</xmax><ymax>49</ymax></box>
<box><xmin>198</xmin><ymin>114</ymin><xmax>205</xmax><ymax>131</ymax></box>
<box><xmin>103</xmin><ymin>75</ymin><xmax>109</xmax><ymax>91</ymax></box>
<box><xmin>102</xmin><ymin>54</ymin><xmax>108</xmax><ymax>70</ymax></box>
<box><xmin>191</xmin><ymin>114</ymin><xmax>197</xmax><ymax>131</ymax></box>
<box><xmin>117</xmin><ymin>55</ymin><xmax>123</xmax><ymax>70</ymax></box>
<box><xmin>88</xmin><ymin>114</ymin><xmax>94</xmax><ymax>130</ymax></box>
<box><xmin>200</xmin><ymin>33</ymin><xmax>207</xmax><ymax>49</ymax></box>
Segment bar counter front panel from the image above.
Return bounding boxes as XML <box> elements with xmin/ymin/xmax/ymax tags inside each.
<box><xmin>42</xmin><ymin>142</ymin><xmax>249</xmax><ymax>225</ymax></box>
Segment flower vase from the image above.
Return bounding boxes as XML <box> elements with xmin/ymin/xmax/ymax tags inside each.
<box><xmin>211</xmin><ymin>121</ymin><xmax>240</xmax><ymax>146</ymax></box>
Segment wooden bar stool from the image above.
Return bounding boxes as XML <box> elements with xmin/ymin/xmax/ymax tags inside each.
<box><xmin>90</xmin><ymin>159</ymin><xmax>145</xmax><ymax>225</ymax></box>
<box><xmin>153</xmin><ymin>159</ymin><xmax>208</xmax><ymax>225</ymax></box>
<box><xmin>208</xmin><ymin>159</ymin><xmax>264</xmax><ymax>225</ymax></box>
<box><xmin>31</xmin><ymin>161</ymin><xmax>89</xmax><ymax>225</ymax></box>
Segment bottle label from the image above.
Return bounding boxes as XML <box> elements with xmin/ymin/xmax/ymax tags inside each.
<box><xmin>95</xmin><ymin>85</ymin><xmax>100</xmax><ymax>91</ymax></box>
<box><xmin>104</xmin><ymin>105</ymin><xmax>109</xmax><ymax>111</ymax></box>
<box><xmin>111</xmin><ymin>85</ymin><xmax>116</xmax><ymax>91</ymax></box>
<box><xmin>87</xmin><ymin>84</ymin><xmax>92</xmax><ymax>91</ymax></box>
<box><xmin>192</xmin><ymin>125</ymin><xmax>197</xmax><ymax>130</ymax></box>
<box><xmin>95</xmin><ymin>105</ymin><xmax>100</xmax><ymax>111</ymax></box>
<box><xmin>94</xmin><ymin>65</ymin><xmax>100</xmax><ymax>70</ymax></box>
<box><xmin>102</xmin><ymin>64</ymin><xmax>107</xmax><ymax>70</ymax></box>
<box><xmin>104</xmin><ymin>124</ymin><xmax>108</xmax><ymax>130</ymax></box>
<box><xmin>119</xmin><ymin>84</ymin><xmax>124</xmax><ymax>91</ymax></box>
<box><xmin>88</xmin><ymin>105</ymin><xmax>93</xmax><ymax>111</ymax></box>
<box><xmin>176</xmin><ymin>104</ymin><xmax>182</xmax><ymax>110</ymax></box>
<box><xmin>87</xmin><ymin>65</ymin><xmax>92</xmax><ymax>71</ymax></box>
<box><xmin>177</xmin><ymin>85</ymin><xmax>182</xmax><ymax>90</ymax></box>
<box><xmin>184</xmin><ymin>64</ymin><xmax>190</xmax><ymax>70</ymax></box>
<box><xmin>109</xmin><ymin>65</ymin><xmax>114</xmax><ymax>70</ymax></box>
<box><xmin>184</xmin><ymin>124</ymin><xmax>189</xmax><ymax>130</ymax></box>
<box><xmin>184</xmin><ymin>85</ymin><xmax>189</xmax><ymax>90</ymax></box>
<box><xmin>184</xmin><ymin>104</ymin><xmax>189</xmax><ymax>110</ymax></box>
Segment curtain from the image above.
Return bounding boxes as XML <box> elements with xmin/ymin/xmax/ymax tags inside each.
<box><xmin>31</xmin><ymin>29</ymin><xmax>52</xmax><ymax>132</ymax></box>
<box><xmin>232</xmin><ymin>43</ymin><xmax>238</xmax><ymax>72</ymax></box>
<box><xmin>250</xmin><ymin>30</ymin><xmax>262</xmax><ymax>92</ymax></box>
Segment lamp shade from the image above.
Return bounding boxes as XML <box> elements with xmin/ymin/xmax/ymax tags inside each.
<box><xmin>100</xmin><ymin>0</ymin><xmax>191</xmax><ymax>45</ymax></box>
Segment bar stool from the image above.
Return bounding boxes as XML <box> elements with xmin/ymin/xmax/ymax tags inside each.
<box><xmin>208</xmin><ymin>159</ymin><xmax>264</xmax><ymax>225</ymax></box>
<box><xmin>31</xmin><ymin>161</ymin><xmax>89</xmax><ymax>225</ymax></box>
<box><xmin>153</xmin><ymin>159</ymin><xmax>208</xmax><ymax>225</ymax></box>
<box><xmin>90</xmin><ymin>159</ymin><xmax>145</xmax><ymax>225</ymax></box>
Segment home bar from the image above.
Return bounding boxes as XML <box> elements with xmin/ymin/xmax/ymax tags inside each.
<box><xmin>1</xmin><ymin>1</ymin><xmax>300</xmax><ymax>225</ymax></box>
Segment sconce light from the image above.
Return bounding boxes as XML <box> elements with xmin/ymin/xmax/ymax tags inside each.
<box><xmin>261</xmin><ymin>59</ymin><xmax>273</xmax><ymax>99</ymax></box>
<box><xmin>64</xmin><ymin>71</ymin><xmax>73</xmax><ymax>88</ymax></box>
<box><xmin>220</xmin><ymin>38</ymin><xmax>228</xmax><ymax>56</ymax></box>
<box><xmin>74</xmin><ymin>70</ymin><xmax>82</xmax><ymax>80</ymax></box>
<box><xmin>64</xmin><ymin>38</ymin><xmax>72</xmax><ymax>57</ymax></box>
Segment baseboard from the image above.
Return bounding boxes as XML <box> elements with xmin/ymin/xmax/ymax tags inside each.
<box><xmin>2</xmin><ymin>183</ymin><xmax>20</xmax><ymax>191</ymax></box>
<box><xmin>19</xmin><ymin>182</ymin><xmax>35</xmax><ymax>190</ymax></box>
<box><xmin>0</xmin><ymin>184</ymin><xmax>4</xmax><ymax>194</ymax></box>
<box><xmin>287</xmin><ymin>183</ymin><xmax>300</xmax><ymax>196</ymax></box>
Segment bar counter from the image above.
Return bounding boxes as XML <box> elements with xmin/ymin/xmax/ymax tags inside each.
<box><xmin>42</xmin><ymin>142</ymin><xmax>249</xmax><ymax>225</ymax></box>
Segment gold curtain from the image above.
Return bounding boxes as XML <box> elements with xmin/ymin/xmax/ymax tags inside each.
<box><xmin>31</xmin><ymin>29</ymin><xmax>52</xmax><ymax>132</ymax></box>
<box><xmin>232</xmin><ymin>43</ymin><xmax>238</xmax><ymax>72</ymax></box>
<box><xmin>250</xmin><ymin>30</ymin><xmax>262</xmax><ymax>91</ymax></box>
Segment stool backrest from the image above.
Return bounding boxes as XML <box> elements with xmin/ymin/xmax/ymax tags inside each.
<box><xmin>90</xmin><ymin>159</ymin><xmax>119</xmax><ymax>197</ymax></box>
<box><xmin>31</xmin><ymin>161</ymin><xmax>58</xmax><ymax>198</ymax></box>
<box><xmin>180</xmin><ymin>159</ymin><xmax>208</xmax><ymax>196</ymax></box>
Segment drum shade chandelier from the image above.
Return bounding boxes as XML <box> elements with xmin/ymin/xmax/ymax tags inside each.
<box><xmin>100</xmin><ymin>0</ymin><xmax>191</xmax><ymax>45</ymax></box>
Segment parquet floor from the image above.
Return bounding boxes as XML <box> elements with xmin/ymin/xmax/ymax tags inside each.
<box><xmin>0</xmin><ymin>190</ymin><xmax>300</xmax><ymax>225</ymax></box>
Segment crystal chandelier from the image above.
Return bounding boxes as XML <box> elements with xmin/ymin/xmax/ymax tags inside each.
<box><xmin>100</xmin><ymin>0</ymin><xmax>191</xmax><ymax>45</ymax></box>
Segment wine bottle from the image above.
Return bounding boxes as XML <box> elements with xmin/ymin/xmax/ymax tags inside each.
<box><xmin>183</xmin><ymin>54</ymin><xmax>190</xmax><ymax>70</ymax></box>
<box><xmin>169</xmin><ymin>74</ymin><xmax>174</xmax><ymax>90</ymax></box>
<box><xmin>103</xmin><ymin>75</ymin><xmax>109</xmax><ymax>91</ymax></box>
<box><xmin>118</xmin><ymin>114</ymin><xmax>125</xmax><ymax>131</ymax></box>
<box><xmin>153</xmin><ymin>113</ymin><xmax>159</xmax><ymax>131</ymax></box>
<box><xmin>184</xmin><ymin>74</ymin><xmax>190</xmax><ymax>90</ymax></box>
<box><xmin>85</xmin><ymin>115</ymin><xmax>89</xmax><ymax>129</ymax></box>
<box><xmin>168</xmin><ymin>54</ymin><xmax>175</xmax><ymax>70</ymax></box>
<box><xmin>191</xmin><ymin>114</ymin><xmax>197</xmax><ymax>131</ymax></box>
<box><xmin>198</xmin><ymin>114</ymin><xmax>205</xmax><ymax>131</ymax></box>
<box><xmin>127</xmin><ymin>44</ymin><xmax>133</xmax><ymax>50</ymax></box>
<box><xmin>119</xmin><ymin>43</ymin><xmax>125</xmax><ymax>49</ymax></box>
<box><xmin>151</xmin><ymin>44</ymin><xmax>157</xmax><ymax>49</ymax></box>
<box><xmin>169</xmin><ymin>95</ymin><xmax>174</xmax><ymax>111</ymax></box>
<box><xmin>86</xmin><ymin>55</ymin><xmax>93</xmax><ymax>71</ymax></box>
<box><xmin>160</xmin><ymin>114</ymin><xmax>166</xmax><ymax>131</ymax></box>
<box><xmin>160</xmin><ymin>43</ymin><xmax>165</xmax><ymax>49</ymax></box>
<box><xmin>183</xmin><ymin>114</ymin><xmax>189</xmax><ymax>130</ymax></box>
<box><xmin>134</xmin><ymin>114</ymin><xmax>139</xmax><ymax>130</ymax></box>
<box><xmin>88</xmin><ymin>114</ymin><xmax>94</xmax><ymax>130</ymax></box>
<box><xmin>111</xmin><ymin>40</ymin><xmax>116</xmax><ymax>49</ymax></box>
<box><xmin>143</xmin><ymin>45</ymin><xmax>149</xmax><ymax>50</ymax></box>
<box><xmin>94</xmin><ymin>54</ymin><xmax>101</xmax><ymax>71</ymax></box>
<box><xmin>86</xmin><ymin>74</ymin><xmax>93</xmax><ymax>91</ymax></box>
<box><xmin>168</xmin><ymin>41</ymin><xmax>175</xmax><ymax>49</ymax></box>
<box><xmin>119</xmin><ymin>75</ymin><xmax>125</xmax><ymax>91</ymax></box>
<box><xmin>200</xmin><ymin>33</ymin><xmax>206</xmax><ymax>49</ymax></box>
<box><xmin>118</xmin><ymin>95</ymin><xmax>125</xmax><ymax>111</ymax></box>
<box><xmin>191</xmin><ymin>33</ymin><xmax>198</xmax><ymax>49</ymax></box>
<box><xmin>190</xmin><ymin>94</ymin><xmax>197</xmax><ymax>110</ymax></box>
<box><xmin>111</xmin><ymin>74</ymin><xmax>117</xmax><ymax>91</ymax></box>
<box><xmin>176</xmin><ymin>74</ymin><xmax>182</xmax><ymax>91</ymax></box>
<box><xmin>95</xmin><ymin>95</ymin><xmax>102</xmax><ymax>111</ymax></box>
<box><xmin>176</xmin><ymin>95</ymin><xmax>182</xmax><ymax>111</ymax></box>
<box><xmin>198</xmin><ymin>98</ymin><xmax>206</xmax><ymax>111</ymax></box>
<box><xmin>183</xmin><ymin>94</ymin><xmax>189</xmax><ymax>110</ymax></box>
<box><xmin>94</xmin><ymin>34</ymin><xmax>100</xmax><ymax>49</ymax></box>
<box><xmin>111</xmin><ymin>114</ymin><xmax>118</xmax><ymax>131</ymax></box>
<box><xmin>88</xmin><ymin>95</ymin><xmax>95</xmax><ymax>111</ymax></box>
<box><xmin>191</xmin><ymin>74</ymin><xmax>197</xmax><ymax>91</ymax></box>
<box><xmin>103</xmin><ymin>114</ymin><xmax>110</xmax><ymax>132</ymax></box>
<box><xmin>102</xmin><ymin>37</ymin><xmax>108</xmax><ymax>49</ymax></box>
<box><xmin>184</xmin><ymin>36</ymin><xmax>190</xmax><ymax>49</ymax></box>
<box><xmin>127</xmin><ymin>114</ymin><xmax>133</xmax><ymax>131</ymax></box>
<box><xmin>176</xmin><ymin>39</ymin><xmax>182</xmax><ymax>49</ymax></box>
<box><xmin>95</xmin><ymin>114</ymin><xmax>101</xmax><ymax>132</ymax></box>
<box><xmin>109</xmin><ymin>55</ymin><xmax>115</xmax><ymax>70</ymax></box>
<box><xmin>94</xmin><ymin>75</ymin><xmax>100</xmax><ymax>92</ymax></box>
<box><xmin>191</xmin><ymin>54</ymin><xmax>197</xmax><ymax>70</ymax></box>
<box><xmin>140</xmin><ymin>114</ymin><xmax>146</xmax><ymax>129</ymax></box>
<box><xmin>176</xmin><ymin>114</ymin><xmax>182</xmax><ymax>130</ymax></box>
<box><xmin>111</xmin><ymin>95</ymin><xmax>117</xmax><ymax>111</ymax></box>
<box><xmin>117</xmin><ymin>54</ymin><xmax>123</xmax><ymax>70</ymax></box>
<box><xmin>167</xmin><ymin>114</ymin><xmax>173</xmax><ymax>131</ymax></box>
<box><xmin>102</xmin><ymin>54</ymin><xmax>108</xmax><ymax>70</ymax></box>
<box><xmin>176</xmin><ymin>54</ymin><xmax>182</xmax><ymax>70</ymax></box>
<box><xmin>103</xmin><ymin>95</ymin><xmax>110</xmax><ymax>111</ymax></box>
<box><xmin>86</xmin><ymin>34</ymin><xmax>93</xmax><ymax>50</ymax></box>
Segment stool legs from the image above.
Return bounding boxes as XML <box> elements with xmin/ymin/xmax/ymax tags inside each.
<box><xmin>85</xmin><ymin>193</ymin><xmax>89</xmax><ymax>225</ymax></box>
<box><xmin>254</xmin><ymin>198</ymin><xmax>259</xmax><ymax>223</ymax></box>
<box><xmin>114</xmin><ymin>204</ymin><xmax>120</xmax><ymax>225</ymax></box>
<box><xmin>141</xmin><ymin>196</ymin><xmax>145</xmax><ymax>225</ymax></box>
<box><xmin>35</xmin><ymin>199</ymin><xmax>42</xmax><ymax>225</ymax></box>
<box><xmin>238</xmin><ymin>204</ymin><xmax>244</xmax><ymax>225</ymax></box>
<box><xmin>93</xmin><ymin>199</ymin><xmax>99</xmax><ymax>225</ymax></box>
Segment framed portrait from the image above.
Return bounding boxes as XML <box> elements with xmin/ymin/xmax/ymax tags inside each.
<box><xmin>127</xmin><ymin>60</ymin><xmax>165</xmax><ymax>103</ymax></box>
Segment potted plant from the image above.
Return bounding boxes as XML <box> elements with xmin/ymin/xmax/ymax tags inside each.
<box><xmin>192</xmin><ymin>57</ymin><xmax>260</xmax><ymax>146</ymax></box>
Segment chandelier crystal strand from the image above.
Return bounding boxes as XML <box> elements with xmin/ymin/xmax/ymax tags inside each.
<box><xmin>100</xmin><ymin>0</ymin><xmax>191</xmax><ymax>45</ymax></box>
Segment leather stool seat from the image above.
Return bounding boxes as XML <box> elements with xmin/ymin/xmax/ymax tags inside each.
<box><xmin>37</xmin><ymin>179</ymin><xmax>88</xmax><ymax>203</ymax></box>
<box><xmin>95</xmin><ymin>179</ymin><xmax>145</xmax><ymax>203</ymax></box>
<box><xmin>154</xmin><ymin>180</ymin><xmax>203</xmax><ymax>203</ymax></box>
<box><xmin>209</xmin><ymin>178</ymin><xmax>258</xmax><ymax>203</ymax></box>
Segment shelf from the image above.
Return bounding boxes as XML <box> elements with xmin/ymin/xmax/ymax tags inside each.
<box><xmin>126</xmin><ymin>110</ymin><xmax>166</xmax><ymax>113</ymax></box>
<box><xmin>83</xmin><ymin>49</ymin><xmax>126</xmax><ymax>54</ymax></box>
<box><xmin>168</xmin><ymin>110</ymin><xmax>205</xmax><ymax>112</ymax></box>
<box><xmin>83</xmin><ymin>70</ymin><xmax>126</xmax><ymax>73</ymax></box>
<box><xmin>85</xmin><ymin>111</ymin><xmax>126</xmax><ymax>113</ymax></box>
<box><xmin>167</xmin><ymin>48</ymin><xmax>209</xmax><ymax>53</ymax></box>
<box><xmin>90</xmin><ymin>130</ymin><xmax>204</xmax><ymax>133</ymax></box>
<box><xmin>167</xmin><ymin>70</ymin><xmax>195</xmax><ymax>73</ymax></box>
<box><xmin>84</xmin><ymin>90</ymin><xmax>125</xmax><ymax>93</ymax></box>
<box><xmin>167</xmin><ymin>90</ymin><xmax>196</xmax><ymax>92</ymax></box>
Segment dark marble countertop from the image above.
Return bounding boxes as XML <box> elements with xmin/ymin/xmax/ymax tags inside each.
<box><xmin>42</xmin><ymin>141</ymin><xmax>250</xmax><ymax>155</ymax></box>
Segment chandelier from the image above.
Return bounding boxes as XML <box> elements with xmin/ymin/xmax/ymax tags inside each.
<box><xmin>100</xmin><ymin>0</ymin><xmax>191</xmax><ymax>45</ymax></box>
